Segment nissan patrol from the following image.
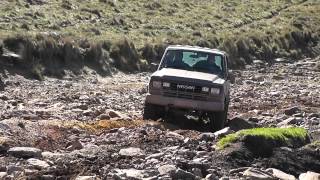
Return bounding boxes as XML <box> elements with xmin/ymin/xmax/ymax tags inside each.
<box><xmin>143</xmin><ymin>45</ymin><xmax>230</xmax><ymax>131</ymax></box>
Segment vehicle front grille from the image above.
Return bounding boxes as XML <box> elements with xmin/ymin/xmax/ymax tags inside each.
<box><xmin>162</xmin><ymin>82</ymin><xmax>208</xmax><ymax>101</ymax></box>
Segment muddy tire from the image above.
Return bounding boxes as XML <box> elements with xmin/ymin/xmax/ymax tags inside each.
<box><xmin>143</xmin><ymin>103</ymin><xmax>164</xmax><ymax>120</ymax></box>
<box><xmin>209</xmin><ymin>101</ymin><xmax>228</xmax><ymax>132</ymax></box>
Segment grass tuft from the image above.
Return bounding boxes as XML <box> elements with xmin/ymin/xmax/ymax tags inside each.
<box><xmin>217</xmin><ymin>127</ymin><xmax>308</xmax><ymax>149</ymax></box>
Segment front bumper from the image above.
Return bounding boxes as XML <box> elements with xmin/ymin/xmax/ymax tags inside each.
<box><xmin>145</xmin><ymin>94</ymin><xmax>225</xmax><ymax>112</ymax></box>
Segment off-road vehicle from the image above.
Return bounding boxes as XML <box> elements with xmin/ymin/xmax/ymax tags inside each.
<box><xmin>143</xmin><ymin>45</ymin><xmax>230</xmax><ymax>131</ymax></box>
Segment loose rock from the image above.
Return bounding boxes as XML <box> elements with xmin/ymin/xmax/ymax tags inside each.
<box><xmin>299</xmin><ymin>171</ymin><xmax>320</xmax><ymax>180</ymax></box>
<box><xmin>27</xmin><ymin>158</ymin><xmax>50</xmax><ymax>169</ymax></box>
<box><xmin>119</xmin><ymin>147</ymin><xmax>145</xmax><ymax>157</ymax></box>
<box><xmin>8</xmin><ymin>147</ymin><xmax>42</xmax><ymax>158</ymax></box>
<box><xmin>242</xmin><ymin>168</ymin><xmax>275</xmax><ymax>180</ymax></box>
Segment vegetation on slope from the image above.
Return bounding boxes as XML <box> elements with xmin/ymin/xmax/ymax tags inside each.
<box><xmin>0</xmin><ymin>0</ymin><xmax>319</xmax><ymax>77</ymax></box>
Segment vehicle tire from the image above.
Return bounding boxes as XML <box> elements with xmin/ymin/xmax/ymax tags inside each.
<box><xmin>143</xmin><ymin>103</ymin><xmax>164</xmax><ymax>120</ymax></box>
<box><xmin>209</xmin><ymin>101</ymin><xmax>229</xmax><ymax>132</ymax></box>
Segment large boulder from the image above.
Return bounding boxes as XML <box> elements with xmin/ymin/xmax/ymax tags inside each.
<box><xmin>8</xmin><ymin>147</ymin><xmax>42</xmax><ymax>158</ymax></box>
<box><xmin>299</xmin><ymin>171</ymin><xmax>320</xmax><ymax>180</ymax></box>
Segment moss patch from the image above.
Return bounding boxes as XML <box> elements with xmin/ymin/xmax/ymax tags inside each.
<box><xmin>217</xmin><ymin>127</ymin><xmax>308</xmax><ymax>150</ymax></box>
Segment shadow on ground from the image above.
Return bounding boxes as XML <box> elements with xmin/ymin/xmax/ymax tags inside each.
<box><xmin>153</xmin><ymin>111</ymin><xmax>215</xmax><ymax>132</ymax></box>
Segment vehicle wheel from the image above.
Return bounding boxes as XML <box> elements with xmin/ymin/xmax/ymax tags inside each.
<box><xmin>209</xmin><ymin>102</ymin><xmax>229</xmax><ymax>132</ymax></box>
<box><xmin>143</xmin><ymin>103</ymin><xmax>164</xmax><ymax>120</ymax></box>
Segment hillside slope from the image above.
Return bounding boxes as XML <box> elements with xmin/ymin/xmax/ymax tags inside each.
<box><xmin>0</xmin><ymin>0</ymin><xmax>319</xmax><ymax>76</ymax></box>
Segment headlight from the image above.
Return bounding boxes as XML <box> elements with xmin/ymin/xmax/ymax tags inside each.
<box><xmin>163</xmin><ymin>82</ymin><xmax>170</xmax><ymax>88</ymax></box>
<box><xmin>202</xmin><ymin>87</ymin><xmax>209</xmax><ymax>92</ymax></box>
<box><xmin>210</xmin><ymin>88</ymin><xmax>220</xmax><ymax>95</ymax></box>
<box><xmin>152</xmin><ymin>81</ymin><xmax>162</xmax><ymax>89</ymax></box>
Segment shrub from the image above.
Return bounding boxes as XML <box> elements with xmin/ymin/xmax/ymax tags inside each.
<box><xmin>85</xmin><ymin>42</ymin><xmax>112</xmax><ymax>75</ymax></box>
<box><xmin>110</xmin><ymin>38</ymin><xmax>141</xmax><ymax>72</ymax></box>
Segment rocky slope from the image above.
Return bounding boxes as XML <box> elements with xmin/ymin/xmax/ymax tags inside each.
<box><xmin>0</xmin><ymin>56</ymin><xmax>320</xmax><ymax>179</ymax></box>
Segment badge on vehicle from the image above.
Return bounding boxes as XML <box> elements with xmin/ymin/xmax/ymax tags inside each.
<box><xmin>177</xmin><ymin>84</ymin><xmax>195</xmax><ymax>90</ymax></box>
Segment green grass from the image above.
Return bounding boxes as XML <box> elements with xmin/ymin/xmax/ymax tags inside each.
<box><xmin>0</xmin><ymin>0</ymin><xmax>319</xmax><ymax>45</ymax></box>
<box><xmin>217</xmin><ymin>127</ymin><xmax>308</xmax><ymax>149</ymax></box>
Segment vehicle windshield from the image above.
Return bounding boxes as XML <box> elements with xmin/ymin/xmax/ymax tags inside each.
<box><xmin>159</xmin><ymin>49</ymin><xmax>224</xmax><ymax>76</ymax></box>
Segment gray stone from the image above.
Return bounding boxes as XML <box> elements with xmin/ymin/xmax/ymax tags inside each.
<box><xmin>309</xmin><ymin>113</ymin><xmax>320</xmax><ymax>118</ymax></box>
<box><xmin>218</xmin><ymin>176</ymin><xmax>229</xmax><ymax>180</ymax></box>
<box><xmin>0</xmin><ymin>94</ymin><xmax>8</xmax><ymax>100</ymax></box>
<box><xmin>41</xmin><ymin>151</ymin><xmax>64</xmax><ymax>160</ymax></box>
<box><xmin>158</xmin><ymin>165</ymin><xmax>177</xmax><ymax>175</ymax></box>
<box><xmin>119</xmin><ymin>147</ymin><xmax>145</xmax><ymax>157</ymax></box>
<box><xmin>278</xmin><ymin>117</ymin><xmax>302</xmax><ymax>126</ymax></box>
<box><xmin>7</xmin><ymin>165</ymin><xmax>24</xmax><ymax>174</ymax></box>
<box><xmin>205</xmin><ymin>174</ymin><xmax>217</xmax><ymax>180</ymax></box>
<box><xmin>75</xmin><ymin>175</ymin><xmax>97</xmax><ymax>180</ymax></box>
<box><xmin>66</xmin><ymin>140</ymin><xmax>83</xmax><ymax>151</ymax></box>
<box><xmin>284</xmin><ymin>107</ymin><xmax>301</xmax><ymax>116</ymax></box>
<box><xmin>0</xmin><ymin>136</ymin><xmax>14</xmax><ymax>152</ymax></box>
<box><xmin>214</xmin><ymin>127</ymin><xmax>233</xmax><ymax>139</ymax></box>
<box><xmin>24</xmin><ymin>169</ymin><xmax>39</xmax><ymax>175</ymax></box>
<box><xmin>172</xmin><ymin>168</ymin><xmax>196</xmax><ymax>180</ymax></box>
<box><xmin>41</xmin><ymin>175</ymin><xmax>56</xmax><ymax>180</ymax></box>
<box><xmin>166</xmin><ymin>132</ymin><xmax>184</xmax><ymax>141</ymax></box>
<box><xmin>108</xmin><ymin>109</ymin><xmax>122</xmax><ymax>118</ymax></box>
<box><xmin>199</xmin><ymin>133</ymin><xmax>215</xmax><ymax>141</ymax></box>
<box><xmin>229</xmin><ymin>167</ymin><xmax>250</xmax><ymax>174</ymax></box>
<box><xmin>243</xmin><ymin>168</ymin><xmax>275</xmax><ymax>180</ymax></box>
<box><xmin>299</xmin><ymin>171</ymin><xmax>320</xmax><ymax>180</ymax></box>
<box><xmin>112</xmin><ymin>169</ymin><xmax>147</xmax><ymax>179</ymax></box>
<box><xmin>0</xmin><ymin>172</ymin><xmax>7</xmax><ymax>178</ymax></box>
<box><xmin>192</xmin><ymin>168</ymin><xmax>202</xmax><ymax>177</ymax></box>
<box><xmin>266</xmin><ymin>168</ymin><xmax>295</xmax><ymax>180</ymax></box>
<box><xmin>146</xmin><ymin>152</ymin><xmax>164</xmax><ymax>160</ymax></box>
<box><xmin>27</xmin><ymin>158</ymin><xmax>50</xmax><ymax>169</ymax></box>
<box><xmin>228</xmin><ymin>117</ymin><xmax>254</xmax><ymax>131</ymax></box>
<box><xmin>97</xmin><ymin>113</ymin><xmax>110</xmax><ymax>120</ymax></box>
<box><xmin>188</xmin><ymin>158</ymin><xmax>210</xmax><ymax>171</ymax></box>
<box><xmin>8</xmin><ymin>147</ymin><xmax>42</xmax><ymax>158</ymax></box>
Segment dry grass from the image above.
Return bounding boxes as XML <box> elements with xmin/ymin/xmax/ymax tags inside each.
<box><xmin>62</xmin><ymin>119</ymin><xmax>144</xmax><ymax>133</ymax></box>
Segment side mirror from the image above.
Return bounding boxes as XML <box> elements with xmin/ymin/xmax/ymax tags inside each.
<box><xmin>150</xmin><ymin>63</ymin><xmax>159</xmax><ymax>72</ymax></box>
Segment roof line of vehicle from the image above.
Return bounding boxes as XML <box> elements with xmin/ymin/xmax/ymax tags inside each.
<box><xmin>166</xmin><ymin>45</ymin><xmax>226</xmax><ymax>54</ymax></box>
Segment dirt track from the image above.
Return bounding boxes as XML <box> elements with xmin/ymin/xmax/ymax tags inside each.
<box><xmin>0</xmin><ymin>57</ymin><xmax>320</xmax><ymax>179</ymax></box>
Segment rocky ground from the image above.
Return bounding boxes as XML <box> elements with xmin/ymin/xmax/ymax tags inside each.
<box><xmin>0</xmin><ymin>57</ymin><xmax>320</xmax><ymax>180</ymax></box>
